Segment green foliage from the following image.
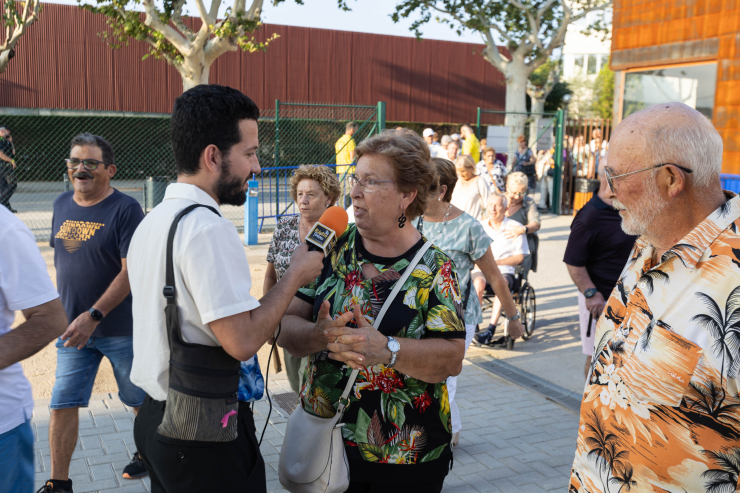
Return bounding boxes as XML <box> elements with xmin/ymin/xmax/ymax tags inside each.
<box><xmin>2</xmin><ymin>0</ymin><xmax>22</xmax><ymax>30</ymax></box>
<box><xmin>2</xmin><ymin>0</ymin><xmax>42</xmax><ymax>45</ymax></box>
<box><xmin>529</xmin><ymin>59</ymin><xmax>558</xmax><ymax>88</ymax></box>
<box><xmin>392</xmin><ymin>0</ymin><xmax>563</xmax><ymax>64</ymax></box>
<box><xmin>591</xmin><ymin>58</ymin><xmax>614</xmax><ymax>120</ymax></box>
<box><xmin>77</xmin><ymin>0</ymin><xmax>275</xmax><ymax>67</ymax></box>
<box><xmin>545</xmin><ymin>82</ymin><xmax>573</xmax><ymax>112</ymax></box>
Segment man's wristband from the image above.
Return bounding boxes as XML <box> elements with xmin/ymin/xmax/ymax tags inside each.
<box><xmin>523</xmin><ymin>226</ymin><xmax>528</xmax><ymax>235</ymax></box>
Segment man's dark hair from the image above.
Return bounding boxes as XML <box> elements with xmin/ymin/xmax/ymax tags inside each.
<box><xmin>70</xmin><ymin>133</ymin><xmax>115</xmax><ymax>166</ymax></box>
<box><xmin>170</xmin><ymin>85</ymin><xmax>260</xmax><ymax>176</ymax></box>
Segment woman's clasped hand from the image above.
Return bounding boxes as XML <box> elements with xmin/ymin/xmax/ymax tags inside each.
<box><xmin>324</xmin><ymin>303</ymin><xmax>391</xmax><ymax>369</ymax></box>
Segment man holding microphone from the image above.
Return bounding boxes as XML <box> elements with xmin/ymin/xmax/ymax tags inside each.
<box><xmin>127</xmin><ymin>85</ymin><xmax>326</xmax><ymax>492</ymax></box>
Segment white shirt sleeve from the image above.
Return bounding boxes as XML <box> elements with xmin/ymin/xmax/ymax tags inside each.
<box><xmin>513</xmin><ymin>230</ymin><xmax>530</xmax><ymax>256</ymax></box>
<box><xmin>0</xmin><ymin>221</ymin><xmax>59</xmax><ymax>312</ymax></box>
<box><xmin>180</xmin><ymin>220</ymin><xmax>260</xmax><ymax>325</ymax></box>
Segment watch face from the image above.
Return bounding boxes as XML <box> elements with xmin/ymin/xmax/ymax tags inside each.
<box><xmin>388</xmin><ymin>338</ymin><xmax>401</xmax><ymax>352</ymax></box>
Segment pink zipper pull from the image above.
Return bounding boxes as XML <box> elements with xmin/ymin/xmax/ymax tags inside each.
<box><xmin>221</xmin><ymin>410</ymin><xmax>237</xmax><ymax>428</ymax></box>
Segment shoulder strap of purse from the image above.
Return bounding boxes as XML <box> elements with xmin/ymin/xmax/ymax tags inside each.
<box><xmin>336</xmin><ymin>239</ymin><xmax>434</xmax><ymax>414</ymax></box>
<box><xmin>163</xmin><ymin>203</ymin><xmax>220</xmax><ymax>305</ymax></box>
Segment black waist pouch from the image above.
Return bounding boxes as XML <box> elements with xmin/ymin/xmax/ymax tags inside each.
<box><xmin>156</xmin><ymin>203</ymin><xmax>241</xmax><ymax>442</ymax></box>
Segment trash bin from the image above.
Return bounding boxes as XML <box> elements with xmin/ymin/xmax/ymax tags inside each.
<box><xmin>63</xmin><ymin>173</ymin><xmax>71</xmax><ymax>192</ymax></box>
<box><xmin>145</xmin><ymin>176</ymin><xmax>169</xmax><ymax>211</ymax></box>
<box><xmin>573</xmin><ymin>178</ymin><xmax>600</xmax><ymax>215</ymax></box>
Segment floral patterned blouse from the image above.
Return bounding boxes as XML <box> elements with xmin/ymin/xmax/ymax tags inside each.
<box><xmin>570</xmin><ymin>192</ymin><xmax>740</xmax><ymax>493</ymax></box>
<box><xmin>266</xmin><ymin>215</ymin><xmax>301</xmax><ymax>280</ymax></box>
<box><xmin>296</xmin><ymin>225</ymin><xmax>465</xmax><ymax>484</ymax></box>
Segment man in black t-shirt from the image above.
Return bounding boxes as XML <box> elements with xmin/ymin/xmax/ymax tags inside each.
<box><xmin>41</xmin><ymin>134</ymin><xmax>147</xmax><ymax>493</ymax></box>
<box><xmin>564</xmin><ymin>157</ymin><xmax>637</xmax><ymax>379</ymax></box>
<box><xmin>0</xmin><ymin>126</ymin><xmax>17</xmax><ymax>212</ymax></box>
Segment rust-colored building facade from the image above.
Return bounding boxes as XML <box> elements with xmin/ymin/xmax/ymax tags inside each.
<box><xmin>0</xmin><ymin>3</ymin><xmax>505</xmax><ymax>124</ymax></box>
<box><xmin>611</xmin><ymin>0</ymin><xmax>740</xmax><ymax>173</ymax></box>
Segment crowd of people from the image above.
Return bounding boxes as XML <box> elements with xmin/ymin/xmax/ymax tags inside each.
<box><xmin>1</xmin><ymin>84</ymin><xmax>738</xmax><ymax>493</ymax></box>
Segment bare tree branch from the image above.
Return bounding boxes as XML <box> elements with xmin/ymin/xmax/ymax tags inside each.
<box><xmin>193</xmin><ymin>0</ymin><xmax>215</xmax><ymax>26</ymax></box>
<box><xmin>141</xmin><ymin>0</ymin><xmax>188</xmax><ymax>52</ymax></box>
<box><xmin>171</xmin><ymin>0</ymin><xmax>196</xmax><ymax>41</ymax></box>
<box><xmin>208</xmin><ymin>0</ymin><xmax>223</xmax><ymax>23</ymax></box>
<box><xmin>245</xmin><ymin>0</ymin><xmax>264</xmax><ymax>20</ymax></box>
<box><xmin>1</xmin><ymin>0</ymin><xmax>41</xmax><ymax>72</ymax></box>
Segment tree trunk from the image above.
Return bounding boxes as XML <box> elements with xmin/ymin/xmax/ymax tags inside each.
<box><xmin>503</xmin><ymin>63</ymin><xmax>530</xmax><ymax>170</ymax></box>
<box><xmin>179</xmin><ymin>52</ymin><xmax>212</xmax><ymax>91</ymax></box>
<box><xmin>529</xmin><ymin>98</ymin><xmax>546</xmax><ymax>149</ymax></box>
<box><xmin>0</xmin><ymin>50</ymin><xmax>10</xmax><ymax>74</ymax></box>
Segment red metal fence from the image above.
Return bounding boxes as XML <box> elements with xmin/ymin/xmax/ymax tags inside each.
<box><xmin>0</xmin><ymin>3</ymin><xmax>506</xmax><ymax>124</ymax></box>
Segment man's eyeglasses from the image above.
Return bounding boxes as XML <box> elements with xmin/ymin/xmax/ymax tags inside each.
<box><xmin>604</xmin><ymin>163</ymin><xmax>693</xmax><ymax>192</ymax></box>
<box><xmin>65</xmin><ymin>158</ymin><xmax>109</xmax><ymax>170</ymax></box>
<box><xmin>347</xmin><ymin>174</ymin><xmax>395</xmax><ymax>192</ymax></box>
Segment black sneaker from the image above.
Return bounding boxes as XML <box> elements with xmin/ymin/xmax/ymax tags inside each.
<box><xmin>122</xmin><ymin>451</ymin><xmax>149</xmax><ymax>479</ymax></box>
<box><xmin>36</xmin><ymin>479</ymin><xmax>73</xmax><ymax>492</ymax></box>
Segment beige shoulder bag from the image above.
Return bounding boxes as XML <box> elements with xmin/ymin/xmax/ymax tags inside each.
<box><xmin>278</xmin><ymin>240</ymin><xmax>433</xmax><ymax>493</ymax></box>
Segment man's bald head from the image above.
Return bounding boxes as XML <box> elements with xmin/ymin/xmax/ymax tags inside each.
<box><xmin>609</xmin><ymin>102</ymin><xmax>722</xmax><ymax>188</ymax></box>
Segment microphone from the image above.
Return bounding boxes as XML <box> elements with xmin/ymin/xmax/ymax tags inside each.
<box><xmin>305</xmin><ymin>206</ymin><xmax>349</xmax><ymax>256</ymax></box>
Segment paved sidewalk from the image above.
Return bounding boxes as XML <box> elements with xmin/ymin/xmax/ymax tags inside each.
<box><xmin>31</xmin><ymin>360</ymin><xmax>579</xmax><ymax>493</ymax></box>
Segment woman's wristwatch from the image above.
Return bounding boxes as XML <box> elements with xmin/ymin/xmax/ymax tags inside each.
<box><xmin>523</xmin><ymin>226</ymin><xmax>529</xmax><ymax>235</ymax></box>
<box><xmin>506</xmin><ymin>311</ymin><xmax>521</xmax><ymax>322</ymax></box>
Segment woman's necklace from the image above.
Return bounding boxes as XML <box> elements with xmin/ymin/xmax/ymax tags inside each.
<box><xmin>443</xmin><ymin>203</ymin><xmax>452</xmax><ymax>222</ymax></box>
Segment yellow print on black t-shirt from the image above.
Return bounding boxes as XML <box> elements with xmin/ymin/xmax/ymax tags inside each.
<box><xmin>55</xmin><ymin>220</ymin><xmax>104</xmax><ymax>253</ymax></box>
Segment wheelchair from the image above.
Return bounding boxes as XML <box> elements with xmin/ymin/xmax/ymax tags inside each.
<box><xmin>480</xmin><ymin>263</ymin><xmax>537</xmax><ymax>350</ymax></box>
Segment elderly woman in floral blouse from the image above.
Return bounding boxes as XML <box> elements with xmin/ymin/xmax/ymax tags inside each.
<box><xmin>279</xmin><ymin>129</ymin><xmax>466</xmax><ymax>492</ymax></box>
<box><xmin>265</xmin><ymin>165</ymin><xmax>340</xmax><ymax>393</ymax></box>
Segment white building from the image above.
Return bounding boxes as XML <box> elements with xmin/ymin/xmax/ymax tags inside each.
<box><xmin>561</xmin><ymin>13</ymin><xmax>611</xmax><ymax>115</ymax></box>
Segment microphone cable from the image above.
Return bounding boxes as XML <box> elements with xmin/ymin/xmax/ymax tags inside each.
<box><xmin>258</xmin><ymin>322</ymin><xmax>281</xmax><ymax>447</ymax></box>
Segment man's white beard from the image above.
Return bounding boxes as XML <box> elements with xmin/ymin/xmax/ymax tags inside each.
<box><xmin>612</xmin><ymin>180</ymin><xmax>668</xmax><ymax>237</ymax></box>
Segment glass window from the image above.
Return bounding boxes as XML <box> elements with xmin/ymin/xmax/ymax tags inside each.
<box><xmin>622</xmin><ymin>63</ymin><xmax>717</xmax><ymax>120</ymax></box>
<box><xmin>599</xmin><ymin>55</ymin><xmax>609</xmax><ymax>72</ymax></box>
<box><xmin>587</xmin><ymin>55</ymin><xmax>598</xmax><ymax>75</ymax></box>
<box><xmin>574</xmin><ymin>55</ymin><xmax>584</xmax><ymax>76</ymax></box>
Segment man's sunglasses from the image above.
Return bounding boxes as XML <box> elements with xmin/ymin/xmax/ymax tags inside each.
<box><xmin>65</xmin><ymin>158</ymin><xmax>109</xmax><ymax>170</ymax></box>
<box><xmin>604</xmin><ymin>163</ymin><xmax>693</xmax><ymax>192</ymax></box>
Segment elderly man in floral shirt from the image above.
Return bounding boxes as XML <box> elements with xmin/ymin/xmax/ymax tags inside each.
<box><xmin>569</xmin><ymin>102</ymin><xmax>740</xmax><ymax>492</ymax></box>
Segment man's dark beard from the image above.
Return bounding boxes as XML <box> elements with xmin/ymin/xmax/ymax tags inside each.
<box><xmin>216</xmin><ymin>156</ymin><xmax>247</xmax><ymax>206</ymax></box>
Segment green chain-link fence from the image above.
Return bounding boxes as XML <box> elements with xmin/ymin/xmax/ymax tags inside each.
<box><xmin>0</xmin><ymin>101</ymin><xmax>384</xmax><ymax>240</ymax></box>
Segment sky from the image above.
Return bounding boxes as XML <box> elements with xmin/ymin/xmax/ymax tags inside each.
<box><xmin>45</xmin><ymin>0</ymin><xmax>485</xmax><ymax>44</ymax></box>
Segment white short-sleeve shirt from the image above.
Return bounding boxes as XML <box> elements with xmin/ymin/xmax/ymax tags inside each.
<box><xmin>128</xmin><ymin>184</ymin><xmax>260</xmax><ymax>401</ymax></box>
<box><xmin>480</xmin><ymin>216</ymin><xmax>530</xmax><ymax>275</ymax></box>
<box><xmin>0</xmin><ymin>207</ymin><xmax>60</xmax><ymax>434</ymax></box>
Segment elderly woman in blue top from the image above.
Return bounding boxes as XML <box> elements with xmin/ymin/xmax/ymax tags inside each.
<box><xmin>418</xmin><ymin>157</ymin><xmax>523</xmax><ymax>446</ymax></box>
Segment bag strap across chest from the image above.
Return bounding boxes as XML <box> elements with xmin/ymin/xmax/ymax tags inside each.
<box><xmin>336</xmin><ymin>239</ymin><xmax>433</xmax><ymax>414</ymax></box>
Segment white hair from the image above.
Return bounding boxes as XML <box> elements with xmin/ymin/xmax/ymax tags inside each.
<box><xmin>641</xmin><ymin>105</ymin><xmax>723</xmax><ymax>188</ymax></box>
<box><xmin>488</xmin><ymin>193</ymin><xmax>508</xmax><ymax>208</ymax></box>
<box><xmin>506</xmin><ymin>171</ymin><xmax>529</xmax><ymax>189</ymax></box>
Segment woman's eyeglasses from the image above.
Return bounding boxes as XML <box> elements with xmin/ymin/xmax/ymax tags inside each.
<box><xmin>347</xmin><ymin>174</ymin><xmax>395</xmax><ymax>192</ymax></box>
<box><xmin>65</xmin><ymin>158</ymin><xmax>109</xmax><ymax>170</ymax></box>
<box><xmin>509</xmin><ymin>191</ymin><xmax>527</xmax><ymax>197</ymax></box>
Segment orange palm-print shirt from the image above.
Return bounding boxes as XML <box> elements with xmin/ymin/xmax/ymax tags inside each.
<box><xmin>570</xmin><ymin>192</ymin><xmax>740</xmax><ymax>493</ymax></box>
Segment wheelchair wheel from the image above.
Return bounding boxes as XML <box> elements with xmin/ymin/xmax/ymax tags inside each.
<box><xmin>520</xmin><ymin>283</ymin><xmax>536</xmax><ymax>340</ymax></box>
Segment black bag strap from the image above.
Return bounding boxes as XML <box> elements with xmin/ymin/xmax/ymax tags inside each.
<box><xmin>163</xmin><ymin>203</ymin><xmax>220</xmax><ymax>305</ymax></box>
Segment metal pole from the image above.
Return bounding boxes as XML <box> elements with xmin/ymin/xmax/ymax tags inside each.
<box><xmin>552</xmin><ymin>108</ymin><xmax>565</xmax><ymax>215</ymax></box>
<box><xmin>244</xmin><ymin>179</ymin><xmax>259</xmax><ymax>245</ymax></box>
<box><xmin>476</xmin><ymin>107</ymin><xmax>482</xmax><ymax>139</ymax></box>
<box><xmin>377</xmin><ymin>101</ymin><xmax>386</xmax><ymax>133</ymax></box>
<box><xmin>275</xmin><ymin>100</ymin><xmax>280</xmax><ymax>219</ymax></box>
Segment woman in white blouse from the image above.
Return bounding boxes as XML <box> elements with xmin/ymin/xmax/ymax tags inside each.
<box><xmin>450</xmin><ymin>155</ymin><xmax>490</xmax><ymax>220</ymax></box>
